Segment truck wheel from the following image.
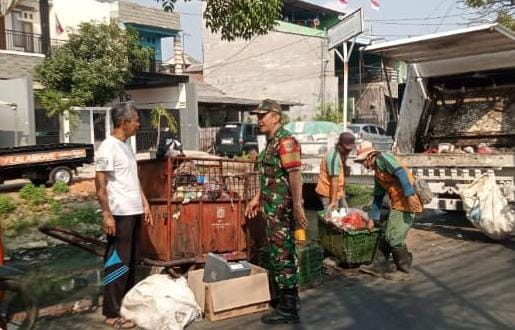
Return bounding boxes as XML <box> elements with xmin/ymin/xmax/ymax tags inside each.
<box><xmin>49</xmin><ymin>167</ymin><xmax>73</xmax><ymax>185</ymax></box>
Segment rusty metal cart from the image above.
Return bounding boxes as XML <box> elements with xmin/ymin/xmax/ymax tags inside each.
<box><xmin>138</xmin><ymin>156</ymin><xmax>259</xmax><ymax>272</ymax></box>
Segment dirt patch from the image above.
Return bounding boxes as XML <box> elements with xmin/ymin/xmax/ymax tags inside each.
<box><xmin>69</xmin><ymin>179</ymin><xmax>96</xmax><ymax>196</ymax></box>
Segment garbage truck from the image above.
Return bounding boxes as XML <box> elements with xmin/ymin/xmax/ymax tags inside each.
<box><xmin>363</xmin><ymin>24</ymin><xmax>515</xmax><ymax>210</ymax></box>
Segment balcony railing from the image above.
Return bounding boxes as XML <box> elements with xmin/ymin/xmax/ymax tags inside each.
<box><xmin>134</xmin><ymin>58</ymin><xmax>173</xmax><ymax>74</ymax></box>
<box><xmin>347</xmin><ymin>65</ymin><xmax>399</xmax><ymax>85</ymax></box>
<box><xmin>1</xmin><ymin>29</ymin><xmax>63</xmax><ymax>54</ymax></box>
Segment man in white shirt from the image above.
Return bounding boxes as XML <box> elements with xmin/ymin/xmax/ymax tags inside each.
<box><xmin>95</xmin><ymin>103</ymin><xmax>153</xmax><ymax>329</ymax></box>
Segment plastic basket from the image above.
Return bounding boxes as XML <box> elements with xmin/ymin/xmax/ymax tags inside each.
<box><xmin>296</xmin><ymin>243</ymin><xmax>323</xmax><ymax>287</ymax></box>
<box><xmin>318</xmin><ymin>212</ymin><xmax>379</xmax><ymax>266</ymax></box>
<box><xmin>257</xmin><ymin>242</ymin><xmax>324</xmax><ymax>288</ymax></box>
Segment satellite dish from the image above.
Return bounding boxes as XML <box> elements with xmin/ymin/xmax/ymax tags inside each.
<box><xmin>0</xmin><ymin>0</ymin><xmax>20</xmax><ymax>17</ymax></box>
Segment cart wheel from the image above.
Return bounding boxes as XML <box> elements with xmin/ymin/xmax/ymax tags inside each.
<box><xmin>0</xmin><ymin>278</ymin><xmax>38</xmax><ymax>330</ymax></box>
<box><xmin>49</xmin><ymin>166</ymin><xmax>73</xmax><ymax>185</ymax></box>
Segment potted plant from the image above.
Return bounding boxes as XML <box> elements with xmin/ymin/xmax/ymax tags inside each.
<box><xmin>149</xmin><ymin>104</ymin><xmax>178</xmax><ymax>158</ymax></box>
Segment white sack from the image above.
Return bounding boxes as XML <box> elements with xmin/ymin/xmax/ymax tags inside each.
<box><xmin>121</xmin><ymin>275</ymin><xmax>201</xmax><ymax>330</ymax></box>
<box><xmin>459</xmin><ymin>173</ymin><xmax>515</xmax><ymax>240</ymax></box>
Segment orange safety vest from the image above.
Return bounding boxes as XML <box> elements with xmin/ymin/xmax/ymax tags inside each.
<box><xmin>375</xmin><ymin>160</ymin><xmax>423</xmax><ymax>213</ymax></box>
<box><xmin>315</xmin><ymin>151</ymin><xmax>345</xmax><ymax>198</ymax></box>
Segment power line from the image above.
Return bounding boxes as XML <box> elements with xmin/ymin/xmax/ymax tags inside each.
<box><xmin>365</xmin><ymin>11</ymin><xmax>479</xmax><ymax>22</ymax></box>
<box><xmin>433</xmin><ymin>0</ymin><xmax>456</xmax><ymax>33</ymax></box>
<box><xmin>364</xmin><ymin>21</ymin><xmax>465</xmax><ymax>26</ymax></box>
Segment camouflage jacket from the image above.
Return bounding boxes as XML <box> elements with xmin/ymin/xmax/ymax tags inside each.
<box><xmin>259</xmin><ymin>126</ymin><xmax>301</xmax><ymax>208</ymax></box>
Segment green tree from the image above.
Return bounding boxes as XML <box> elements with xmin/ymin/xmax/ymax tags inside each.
<box><xmin>313</xmin><ymin>103</ymin><xmax>343</xmax><ymax>123</ymax></box>
<box><xmin>155</xmin><ymin>0</ymin><xmax>283</xmax><ymax>41</ymax></box>
<box><xmin>151</xmin><ymin>104</ymin><xmax>178</xmax><ymax>147</ymax></box>
<box><xmin>465</xmin><ymin>0</ymin><xmax>515</xmax><ymax>30</ymax></box>
<box><xmin>35</xmin><ymin>22</ymin><xmax>153</xmax><ymax>116</ymax></box>
<box><xmin>313</xmin><ymin>102</ymin><xmax>354</xmax><ymax>124</ymax></box>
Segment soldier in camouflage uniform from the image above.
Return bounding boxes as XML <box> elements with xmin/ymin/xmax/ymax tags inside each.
<box><xmin>245</xmin><ymin>99</ymin><xmax>307</xmax><ymax>325</ymax></box>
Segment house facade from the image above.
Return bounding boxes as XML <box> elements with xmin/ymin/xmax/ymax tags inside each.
<box><xmin>202</xmin><ymin>0</ymin><xmax>341</xmax><ymax>121</ymax></box>
<box><xmin>0</xmin><ymin>0</ymin><xmax>45</xmax><ymax>147</ymax></box>
<box><xmin>1</xmin><ymin>0</ymin><xmax>197</xmax><ymax>151</ymax></box>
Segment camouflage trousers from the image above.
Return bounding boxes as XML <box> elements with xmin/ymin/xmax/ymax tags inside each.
<box><xmin>262</xmin><ymin>202</ymin><xmax>298</xmax><ymax>289</ymax></box>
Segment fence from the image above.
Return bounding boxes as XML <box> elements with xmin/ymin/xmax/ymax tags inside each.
<box><xmin>349</xmin><ymin>65</ymin><xmax>399</xmax><ymax>85</ymax></box>
<box><xmin>199</xmin><ymin>127</ymin><xmax>219</xmax><ymax>152</ymax></box>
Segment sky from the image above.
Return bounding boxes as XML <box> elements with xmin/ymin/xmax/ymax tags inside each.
<box><xmin>135</xmin><ymin>0</ymin><xmax>491</xmax><ymax>63</ymax></box>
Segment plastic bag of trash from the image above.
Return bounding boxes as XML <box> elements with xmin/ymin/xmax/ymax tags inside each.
<box><xmin>459</xmin><ymin>173</ymin><xmax>515</xmax><ymax>240</ymax></box>
<box><xmin>121</xmin><ymin>275</ymin><xmax>201</xmax><ymax>330</ymax></box>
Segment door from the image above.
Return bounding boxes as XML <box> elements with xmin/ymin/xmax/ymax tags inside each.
<box><xmin>93</xmin><ymin>112</ymin><xmax>106</xmax><ymax>149</ymax></box>
<box><xmin>0</xmin><ymin>16</ymin><xmax>6</xmax><ymax>50</ymax></box>
<box><xmin>199</xmin><ymin>202</ymin><xmax>241</xmax><ymax>254</ymax></box>
<box><xmin>171</xmin><ymin>204</ymin><xmax>199</xmax><ymax>259</ymax></box>
<box><xmin>141</xmin><ymin>204</ymin><xmax>171</xmax><ymax>261</ymax></box>
<box><xmin>243</xmin><ymin>124</ymin><xmax>258</xmax><ymax>152</ymax></box>
<box><xmin>21</xmin><ymin>21</ymin><xmax>33</xmax><ymax>52</ymax></box>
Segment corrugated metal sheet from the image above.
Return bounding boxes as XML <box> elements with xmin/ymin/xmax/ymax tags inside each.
<box><xmin>363</xmin><ymin>24</ymin><xmax>515</xmax><ymax>63</ymax></box>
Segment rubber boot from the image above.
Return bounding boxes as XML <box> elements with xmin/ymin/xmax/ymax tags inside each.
<box><xmin>261</xmin><ymin>288</ymin><xmax>300</xmax><ymax>324</ymax></box>
<box><xmin>360</xmin><ymin>237</ymin><xmax>391</xmax><ymax>277</ymax></box>
<box><xmin>384</xmin><ymin>245</ymin><xmax>413</xmax><ymax>281</ymax></box>
<box><xmin>268</xmin><ymin>277</ymin><xmax>280</xmax><ymax>309</ymax></box>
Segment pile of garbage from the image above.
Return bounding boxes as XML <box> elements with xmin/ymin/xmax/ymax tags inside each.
<box><xmin>424</xmin><ymin>142</ymin><xmax>493</xmax><ymax>154</ymax></box>
<box><xmin>325</xmin><ymin>208</ymin><xmax>370</xmax><ymax>231</ymax></box>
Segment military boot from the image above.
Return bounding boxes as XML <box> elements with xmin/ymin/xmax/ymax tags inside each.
<box><xmin>360</xmin><ymin>237</ymin><xmax>391</xmax><ymax>277</ymax></box>
<box><xmin>261</xmin><ymin>288</ymin><xmax>300</xmax><ymax>324</ymax></box>
<box><xmin>384</xmin><ymin>245</ymin><xmax>413</xmax><ymax>281</ymax></box>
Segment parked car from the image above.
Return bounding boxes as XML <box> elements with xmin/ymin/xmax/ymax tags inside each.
<box><xmin>348</xmin><ymin>123</ymin><xmax>394</xmax><ymax>152</ymax></box>
<box><xmin>214</xmin><ymin>122</ymin><xmax>259</xmax><ymax>157</ymax></box>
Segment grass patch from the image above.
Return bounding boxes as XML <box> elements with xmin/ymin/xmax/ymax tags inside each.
<box><xmin>0</xmin><ymin>195</ymin><xmax>16</xmax><ymax>216</ymax></box>
<box><xmin>52</xmin><ymin>181</ymin><xmax>70</xmax><ymax>194</ymax></box>
<box><xmin>19</xmin><ymin>183</ymin><xmax>48</xmax><ymax>208</ymax></box>
<box><xmin>47</xmin><ymin>203</ymin><xmax>102</xmax><ymax>236</ymax></box>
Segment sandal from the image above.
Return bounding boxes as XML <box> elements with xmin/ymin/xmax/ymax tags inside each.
<box><xmin>105</xmin><ymin>317</ymin><xmax>137</xmax><ymax>329</ymax></box>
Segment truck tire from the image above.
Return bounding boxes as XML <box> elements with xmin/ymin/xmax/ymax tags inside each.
<box><xmin>49</xmin><ymin>166</ymin><xmax>73</xmax><ymax>185</ymax></box>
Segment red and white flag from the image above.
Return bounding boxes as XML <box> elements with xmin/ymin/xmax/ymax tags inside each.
<box><xmin>55</xmin><ymin>13</ymin><xmax>64</xmax><ymax>34</ymax></box>
<box><xmin>338</xmin><ymin>0</ymin><xmax>348</xmax><ymax>6</ymax></box>
<box><xmin>370</xmin><ymin>0</ymin><xmax>380</xmax><ymax>10</ymax></box>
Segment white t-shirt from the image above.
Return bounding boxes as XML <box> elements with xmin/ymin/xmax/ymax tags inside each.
<box><xmin>95</xmin><ymin>135</ymin><xmax>143</xmax><ymax>216</ymax></box>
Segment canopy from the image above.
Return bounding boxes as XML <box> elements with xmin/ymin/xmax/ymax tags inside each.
<box><xmin>284</xmin><ymin>121</ymin><xmax>344</xmax><ymax>136</ymax></box>
<box><xmin>363</xmin><ymin>24</ymin><xmax>515</xmax><ymax>63</ymax></box>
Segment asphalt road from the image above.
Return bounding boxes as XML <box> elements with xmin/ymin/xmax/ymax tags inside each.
<box><xmin>35</xmin><ymin>210</ymin><xmax>515</xmax><ymax>330</ymax></box>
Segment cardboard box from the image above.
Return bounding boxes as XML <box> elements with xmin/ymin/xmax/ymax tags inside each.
<box><xmin>188</xmin><ymin>264</ymin><xmax>270</xmax><ymax>321</ymax></box>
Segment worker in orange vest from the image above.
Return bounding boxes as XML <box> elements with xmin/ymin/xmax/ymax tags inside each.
<box><xmin>315</xmin><ymin>132</ymin><xmax>355</xmax><ymax>211</ymax></box>
<box><xmin>355</xmin><ymin>141</ymin><xmax>423</xmax><ymax>281</ymax></box>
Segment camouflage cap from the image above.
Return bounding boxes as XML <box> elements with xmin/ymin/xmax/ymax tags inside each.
<box><xmin>250</xmin><ymin>99</ymin><xmax>282</xmax><ymax>115</ymax></box>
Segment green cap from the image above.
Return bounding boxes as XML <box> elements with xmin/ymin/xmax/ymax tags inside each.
<box><xmin>250</xmin><ymin>99</ymin><xmax>282</xmax><ymax>115</ymax></box>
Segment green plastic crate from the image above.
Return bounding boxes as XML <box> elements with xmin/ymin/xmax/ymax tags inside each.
<box><xmin>318</xmin><ymin>212</ymin><xmax>380</xmax><ymax>266</ymax></box>
<box><xmin>257</xmin><ymin>242</ymin><xmax>323</xmax><ymax>288</ymax></box>
<box><xmin>296</xmin><ymin>242</ymin><xmax>323</xmax><ymax>287</ymax></box>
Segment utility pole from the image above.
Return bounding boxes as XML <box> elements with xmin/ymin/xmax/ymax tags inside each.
<box><xmin>320</xmin><ymin>35</ymin><xmax>326</xmax><ymax>114</ymax></box>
